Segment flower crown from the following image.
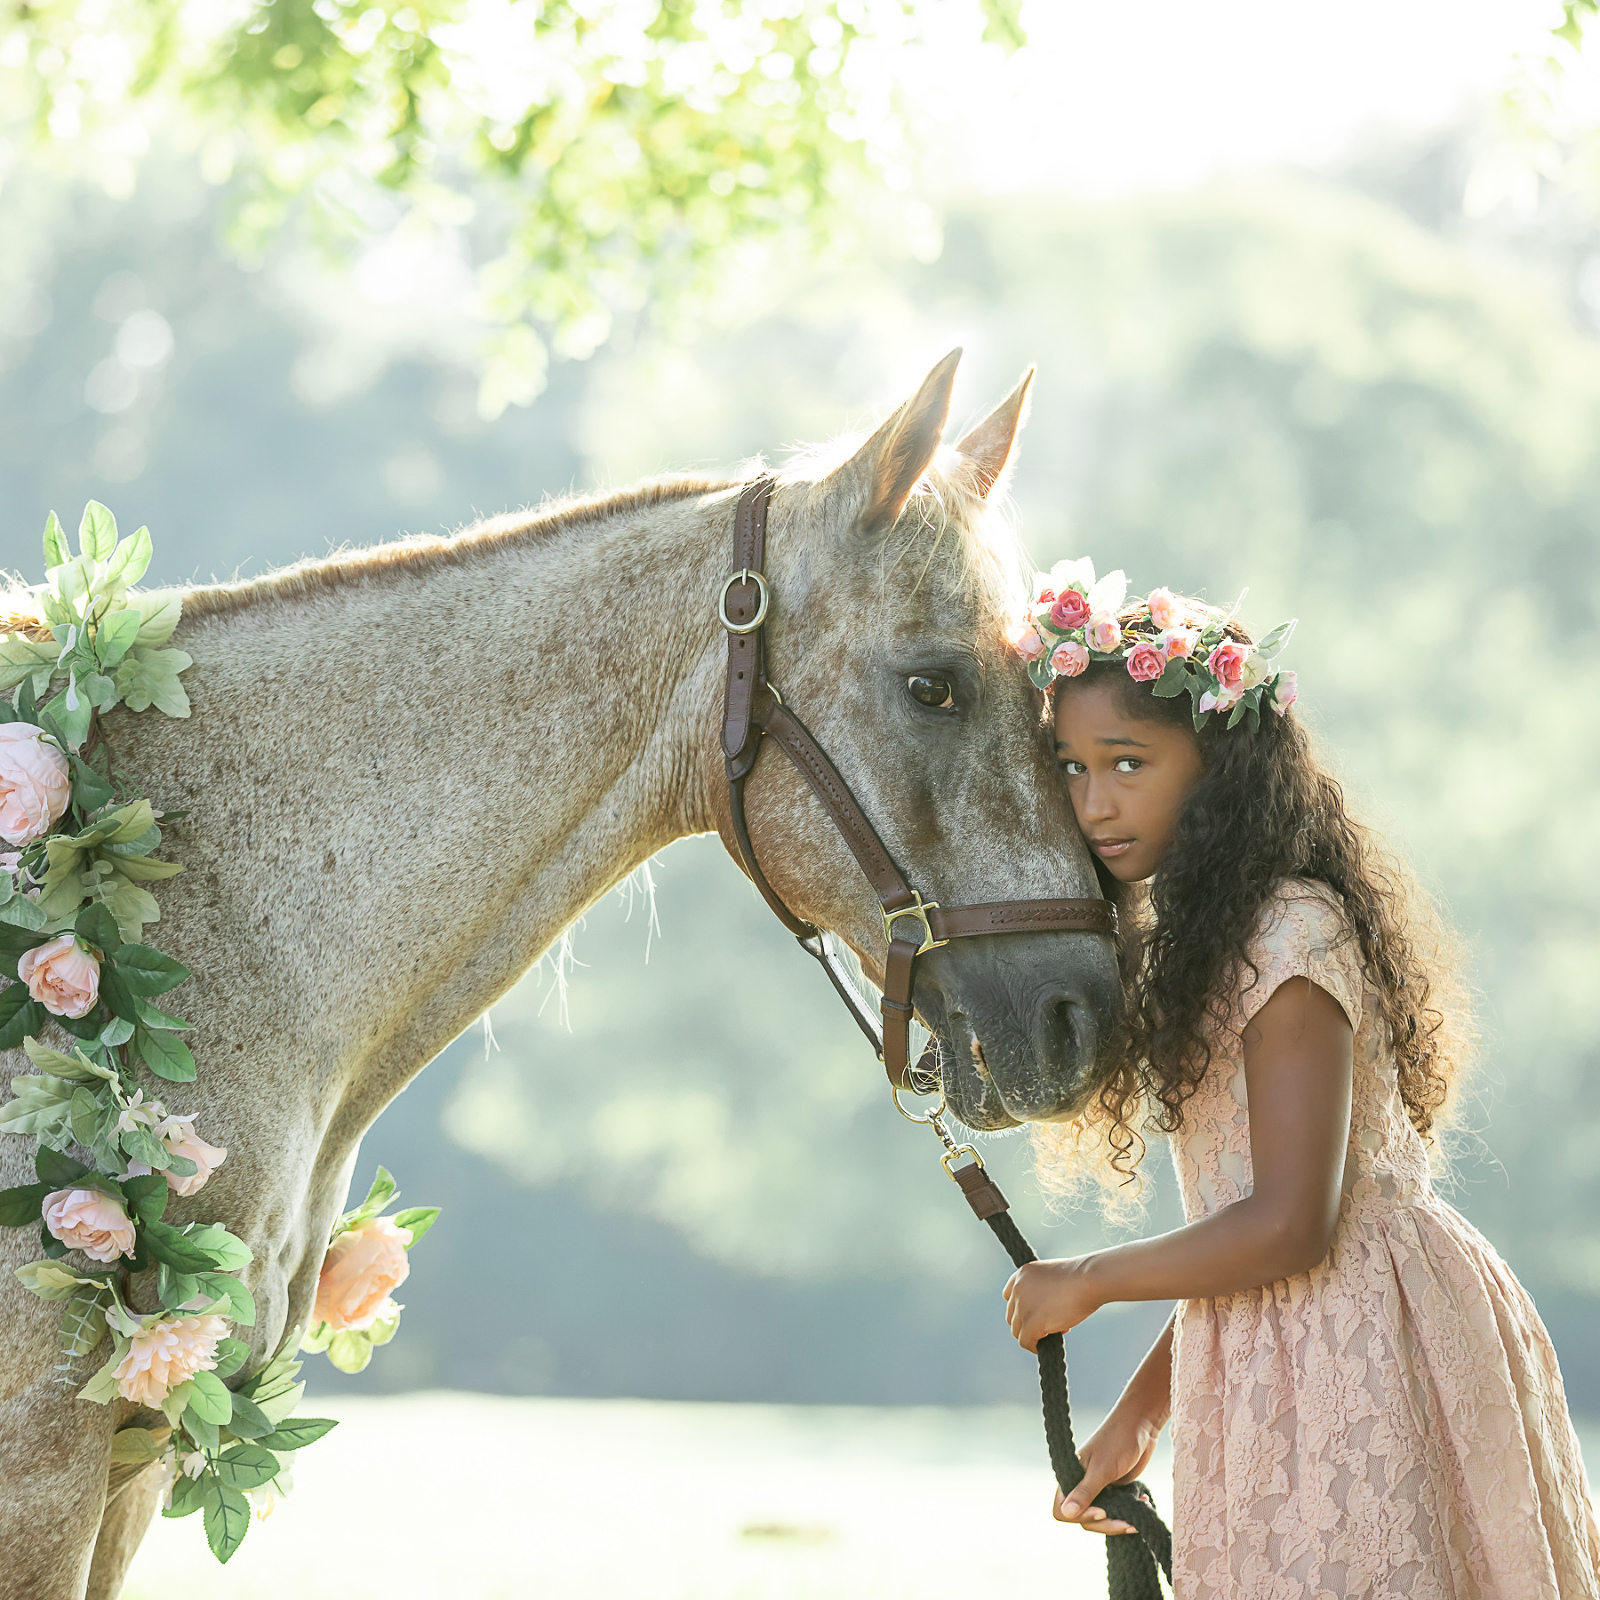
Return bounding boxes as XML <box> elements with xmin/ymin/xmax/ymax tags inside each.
<box><xmin>1007</xmin><ymin>558</ymin><xmax>1298</xmax><ymax>732</ymax></box>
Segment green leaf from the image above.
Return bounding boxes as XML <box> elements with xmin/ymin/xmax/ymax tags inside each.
<box><xmin>111</xmin><ymin>943</ymin><xmax>190</xmax><ymax>996</ymax></box>
<box><xmin>357</xmin><ymin>1166</ymin><xmax>398</xmax><ymax>1214</ymax></box>
<box><xmin>0</xmin><ymin>893</ymin><xmax>48</xmax><ymax>932</ymax></box>
<box><xmin>202</xmin><ymin>1475</ymin><xmax>251</xmax><ymax>1564</ymax></box>
<box><xmin>42</xmin><ymin>511</ymin><xmax>71</xmax><ymax>569</ymax></box>
<box><xmin>1025</xmin><ymin>654</ymin><xmax>1054</xmax><ymax>690</ymax></box>
<box><xmin>74</xmin><ymin>902</ymin><xmax>122</xmax><ymax>955</ymax></box>
<box><xmin>103</xmin><ymin>851</ymin><xmax>183</xmax><ymax>882</ymax></box>
<box><xmin>135</xmin><ymin>999</ymin><xmax>191</xmax><ymax>1031</ymax></box>
<box><xmin>1150</xmin><ymin>659</ymin><xmax>1189</xmax><ymax>699</ymax></box>
<box><xmin>253</xmin><ymin>1378</ymin><xmax>305</xmax><ymax>1427</ymax></box>
<box><xmin>120</xmin><ymin>1173</ymin><xmax>169</xmax><ymax>1226</ymax></box>
<box><xmin>256</xmin><ymin>1415</ymin><xmax>338</xmax><ymax>1452</ymax></box>
<box><xmin>225</xmin><ymin>1391</ymin><xmax>275</xmax><ymax>1439</ymax></box>
<box><xmin>390</xmin><ymin>1206</ymin><xmax>439</xmax><ymax>1246</ymax></box>
<box><xmin>134</xmin><ymin>1024</ymin><xmax>195</xmax><ymax>1082</ymax></box>
<box><xmin>113</xmin><ymin>647</ymin><xmax>192</xmax><ymax>718</ymax></box>
<box><xmin>131</xmin><ymin>590</ymin><xmax>182</xmax><ymax>647</ymax></box>
<box><xmin>324</xmin><ymin>1329</ymin><xmax>375</xmax><ymax>1373</ymax></box>
<box><xmin>162</xmin><ymin>1467</ymin><xmax>207</xmax><ymax>1519</ymax></box>
<box><xmin>67</xmin><ymin>755</ymin><xmax>116</xmax><ymax>813</ymax></box>
<box><xmin>94</xmin><ymin>608</ymin><xmax>142</xmax><ymax>672</ymax></box>
<box><xmin>98</xmin><ymin>876</ymin><xmax>160</xmax><ymax>943</ymax></box>
<box><xmin>99</xmin><ymin>1015</ymin><xmax>134</xmax><ymax>1047</ymax></box>
<box><xmin>24</xmin><ymin>1037</ymin><xmax>116</xmax><ymax>1082</ymax></box>
<box><xmin>185</xmin><ymin>1368</ymin><xmax>234</xmax><ymax>1426</ymax></box>
<box><xmin>78</xmin><ymin>502</ymin><xmax>118</xmax><ymax>562</ymax></box>
<box><xmin>109</xmin><ymin>1426</ymin><xmax>169</xmax><ymax>1466</ymax></box>
<box><xmin>104</xmin><ymin>824</ymin><xmax>161</xmax><ymax>858</ymax></box>
<box><xmin>35</xmin><ymin>1146</ymin><xmax>90</xmax><ymax>1186</ymax></box>
<box><xmin>365</xmin><ymin>1308</ymin><xmax>400</xmax><ymax>1347</ymax></box>
<box><xmin>78</xmin><ymin>1337</ymin><xmax>129</xmax><ymax>1403</ymax></box>
<box><xmin>68</xmin><ymin>1086</ymin><xmax>104</xmax><ymax>1150</ymax></box>
<box><xmin>0</xmin><ymin>1183</ymin><xmax>50</xmax><ymax>1226</ymax></box>
<box><xmin>156</xmin><ymin>1264</ymin><xmax>198</xmax><ymax>1310</ymax></box>
<box><xmin>104</xmin><ymin>527</ymin><xmax>152</xmax><ymax>590</ymax></box>
<box><xmin>59</xmin><ymin>1283</ymin><xmax>109</xmax><ymax>1360</ymax></box>
<box><xmin>17</xmin><ymin>1259</ymin><xmax>95</xmax><ymax>1300</ymax></box>
<box><xmin>0</xmin><ymin>1076</ymin><xmax>76</xmax><ymax>1141</ymax></box>
<box><xmin>184</xmin><ymin>1225</ymin><xmax>252</xmax><ymax>1271</ymax></box>
<box><xmin>1255</xmin><ymin>618</ymin><xmax>1298</xmax><ymax>659</ymax></box>
<box><xmin>183</xmin><ymin>1409</ymin><xmax>221</xmax><ymax>1451</ymax></box>
<box><xmin>0</xmin><ymin>635</ymin><xmax>62</xmax><ymax>694</ymax></box>
<box><xmin>211</xmin><ymin>1442</ymin><xmax>281</xmax><ymax>1492</ymax></box>
<box><xmin>211</xmin><ymin>1337</ymin><xmax>251</xmax><ymax>1380</ymax></box>
<box><xmin>141</xmin><ymin>1219</ymin><xmax>219</xmax><ymax>1275</ymax></box>
<box><xmin>0</xmin><ymin>987</ymin><xmax>46</xmax><ymax>1049</ymax></box>
<box><xmin>119</xmin><ymin>1123</ymin><xmax>172</xmax><ymax>1172</ymax></box>
<box><xmin>195</xmin><ymin>1271</ymin><xmax>256</xmax><ymax>1327</ymax></box>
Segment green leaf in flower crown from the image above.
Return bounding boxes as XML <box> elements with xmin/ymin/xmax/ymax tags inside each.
<box><xmin>1026</xmin><ymin>654</ymin><xmax>1054</xmax><ymax>690</ymax></box>
<box><xmin>103</xmin><ymin>851</ymin><xmax>183</xmax><ymax>883</ymax></box>
<box><xmin>0</xmin><ymin>893</ymin><xmax>48</xmax><ymax>931</ymax></box>
<box><xmin>67</xmin><ymin>754</ymin><xmax>116</xmax><ymax>815</ymax></box>
<box><xmin>0</xmin><ymin>1182</ymin><xmax>50</xmax><ymax>1226</ymax></box>
<box><xmin>357</xmin><ymin>1166</ymin><xmax>398</xmax><ymax>1214</ymax></box>
<box><xmin>23</xmin><ymin>1037</ymin><xmax>116</xmax><ymax>1083</ymax></box>
<box><xmin>120</xmin><ymin>1173</ymin><xmax>169</xmax><ymax>1227</ymax></box>
<box><xmin>35</xmin><ymin>1146</ymin><xmax>90</xmax><ymax>1187</ymax></box>
<box><xmin>183</xmin><ymin>1225</ymin><xmax>253</xmax><ymax>1272</ymax></box>
<box><xmin>202</xmin><ymin>1473</ymin><xmax>251</xmax><ymax>1564</ymax></box>
<box><xmin>324</xmin><ymin>1329</ymin><xmax>375</xmax><ymax>1373</ymax></box>
<box><xmin>94</xmin><ymin>607</ymin><xmax>142</xmax><ymax>671</ymax></box>
<box><xmin>95</xmin><ymin>964</ymin><xmax>140</xmax><ymax>1028</ymax></box>
<box><xmin>109</xmin><ymin>1426</ymin><xmax>169</xmax><ymax>1467</ymax></box>
<box><xmin>104</xmin><ymin>824</ymin><xmax>161</xmax><ymax>859</ymax></box>
<box><xmin>0</xmin><ymin>991</ymin><xmax>46</xmax><ymax>1045</ymax></box>
<box><xmin>156</xmin><ymin>1263</ymin><xmax>198</xmax><ymax>1311</ymax></box>
<box><xmin>258</xmin><ymin>1416</ymin><xmax>339</xmax><ymax>1454</ymax></box>
<box><xmin>1150</xmin><ymin>659</ymin><xmax>1189</xmax><ymax>699</ymax></box>
<box><xmin>78</xmin><ymin>502</ymin><xmax>118</xmax><ymax>562</ymax></box>
<box><xmin>225</xmin><ymin>1391</ymin><xmax>275</xmax><ymax>1439</ymax></box>
<box><xmin>69</xmin><ymin>1086</ymin><xmax>105</xmax><ymax>1151</ymax></box>
<box><xmin>1226</xmin><ymin>700</ymin><xmax>1247</xmax><ymax>731</ymax></box>
<box><xmin>195</xmin><ymin>1271</ymin><xmax>256</xmax><ymax>1327</ymax></box>
<box><xmin>0</xmin><ymin>1074</ymin><xmax>75</xmax><ymax>1140</ymax></box>
<box><xmin>185</xmin><ymin>1368</ymin><xmax>234</xmax><ymax>1427</ymax></box>
<box><xmin>0</xmin><ymin>635</ymin><xmax>62</xmax><ymax>695</ymax></box>
<box><xmin>365</xmin><ymin>1308</ymin><xmax>401</xmax><ymax>1347</ymax></box>
<box><xmin>162</xmin><ymin>1467</ymin><xmax>207</xmax><ymax>1519</ymax></box>
<box><xmin>211</xmin><ymin>1442</ymin><xmax>282</xmax><ymax>1492</ymax></box>
<box><xmin>75</xmin><ymin>902</ymin><xmax>122</xmax><ymax>956</ymax></box>
<box><xmin>134</xmin><ymin>999</ymin><xmax>191</xmax><ymax>1032</ymax></box>
<box><xmin>141</xmin><ymin>1219</ymin><xmax>219</xmax><ymax>1275</ymax></box>
<box><xmin>211</xmin><ymin>1337</ymin><xmax>251</xmax><ymax>1381</ymax></box>
<box><xmin>113</xmin><ymin>648</ymin><xmax>192</xmax><ymax>718</ymax></box>
<box><xmin>119</xmin><ymin>1124</ymin><xmax>172</xmax><ymax>1173</ymax></box>
<box><xmin>389</xmin><ymin>1206</ymin><xmax>440</xmax><ymax>1246</ymax></box>
<box><xmin>46</xmin><ymin>690</ymin><xmax>92</xmax><ymax>751</ymax></box>
<box><xmin>54</xmin><ymin>1009</ymin><xmax>105</xmax><ymax>1042</ymax></box>
<box><xmin>78</xmin><ymin>1336</ymin><xmax>128</xmax><ymax>1403</ymax></box>
<box><xmin>130</xmin><ymin>590</ymin><xmax>181</xmax><ymax>647</ymax></box>
<box><xmin>104</xmin><ymin>527</ymin><xmax>152</xmax><ymax>591</ymax></box>
<box><xmin>133</xmin><ymin>1024</ymin><xmax>194</xmax><ymax>1082</ymax></box>
<box><xmin>1254</xmin><ymin>618</ymin><xmax>1298</xmax><ymax>659</ymax></box>
<box><xmin>42</xmin><ymin>511</ymin><xmax>71</xmax><ymax>569</ymax></box>
<box><xmin>112</xmin><ymin>943</ymin><xmax>190</xmax><ymax>996</ymax></box>
<box><xmin>59</xmin><ymin>1283</ymin><xmax>110</xmax><ymax>1361</ymax></box>
<box><xmin>16</xmin><ymin>1258</ymin><xmax>95</xmax><ymax>1299</ymax></box>
<box><xmin>99</xmin><ymin>1015</ymin><xmax>134</xmax><ymax>1048</ymax></box>
<box><xmin>253</xmin><ymin>1378</ymin><xmax>306</xmax><ymax>1427</ymax></box>
<box><xmin>184</xmin><ymin>1409</ymin><xmax>222</xmax><ymax>1452</ymax></box>
<box><xmin>99</xmin><ymin>877</ymin><xmax>160</xmax><ymax>944</ymax></box>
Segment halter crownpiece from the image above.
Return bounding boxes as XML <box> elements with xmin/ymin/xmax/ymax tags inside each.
<box><xmin>1006</xmin><ymin>557</ymin><xmax>1299</xmax><ymax>733</ymax></box>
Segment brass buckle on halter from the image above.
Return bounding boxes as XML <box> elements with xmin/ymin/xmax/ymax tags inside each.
<box><xmin>882</xmin><ymin>892</ymin><xmax>947</xmax><ymax>954</ymax></box>
<box><xmin>717</xmin><ymin>569</ymin><xmax>770</xmax><ymax>634</ymax></box>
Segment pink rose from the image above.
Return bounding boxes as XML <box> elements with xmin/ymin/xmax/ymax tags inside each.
<box><xmin>1271</xmin><ymin>671</ymin><xmax>1298</xmax><ymax>716</ymax></box>
<box><xmin>313</xmin><ymin>1216</ymin><xmax>413</xmax><ymax>1332</ymax></box>
<box><xmin>1034</xmin><ymin>584</ymin><xmax>1057</xmax><ymax>605</ymax></box>
<box><xmin>1199</xmin><ymin>687</ymin><xmax>1242</xmax><ymax>716</ymax></box>
<box><xmin>1160</xmin><ymin>627</ymin><xmax>1199</xmax><ymax>659</ymax></box>
<box><xmin>1048</xmin><ymin>639</ymin><xmax>1090</xmax><ymax>679</ymax></box>
<box><xmin>158</xmin><ymin>1119</ymin><xmax>228</xmax><ymax>1198</ymax></box>
<box><xmin>42</xmin><ymin>1187</ymin><xmax>136</xmax><ymax>1263</ymax></box>
<box><xmin>114</xmin><ymin>1313</ymin><xmax>228</xmax><ymax>1407</ymax></box>
<box><xmin>1207</xmin><ymin>640</ymin><xmax>1250</xmax><ymax>692</ymax></box>
<box><xmin>0</xmin><ymin>723</ymin><xmax>70</xmax><ymax>846</ymax></box>
<box><xmin>1085</xmin><ymin>612</ymin><xmax>1121</xmax><ymax>654</ymax></box>
<box><xmin>18</xmin><ymin>934</ymin><xmax>100</xmax><ymax>1018</ymax></box>
<box><xmin>1005</xmin><ymin>614</ymin><xmax>1047</xmax><ymax>661</ymax></box>
<box><xmin>1146</xmin><ymin>587</ymin><xmax>1181</xmax><ymax>631</ymax></box>
<box><xmin>1125</xmin><ymin>641</ymin><xmax>1168</xmax><ymax>682</ymax></box>
<box><xmin>1047</xmin><ymin>590</ymin><xmax>1090</xmax><ymax>631</ymax></box>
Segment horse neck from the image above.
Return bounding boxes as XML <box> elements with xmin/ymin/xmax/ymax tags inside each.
<box><xmin>161</xmin><ymin>488</ymin><xmax>736</xmax><ymax>1108</ymax></box>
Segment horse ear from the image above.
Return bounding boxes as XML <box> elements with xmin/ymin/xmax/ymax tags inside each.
<box><xmin>955</xmin><ymin>366</ymin><xmax>1034</xmax><ymax>499</ymax></box>
<box><xmin>835</xmin><ymin>348</ymin><xmax>962</xmax><ymax>535</ymax></box>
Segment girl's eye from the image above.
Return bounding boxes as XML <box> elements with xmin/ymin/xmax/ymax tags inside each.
<box><xmin>1114</xmin><ymin>757</ymin><xmax>1143</xmax><ymax>774</ymax></box>
<box><xmin>907</xmin><ymin>674</ymin><xmax>955</xmax><ymax>710</ymax></box>
<box><xmin>1062</xmin><ymin>760</ymin><xmax>1087</xmax><ymax>777</ymax></box>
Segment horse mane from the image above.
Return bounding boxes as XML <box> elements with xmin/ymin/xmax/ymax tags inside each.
<box><xmin>0</xmin><ymin>445</ymin><xmax>1026</xmax><ymax>638</ymax></box>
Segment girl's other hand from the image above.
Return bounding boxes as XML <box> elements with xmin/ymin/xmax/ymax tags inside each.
<box><xmin>1002</xmin><ymin>1257</ymin><xmax>1101</xmax><ymax>1351</ymax></box>
<box><xmin>1051</xmin><ymin>1408</ymin><xmax>1163</xmax><ymax>1537</ymax></box>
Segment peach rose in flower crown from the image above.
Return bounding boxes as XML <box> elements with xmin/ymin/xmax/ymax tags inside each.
<box><xmin>1206</xmin><ymin>640</ymin><xmax>1250</xmax><ymax>693</ymax></box>
<box><xmin>0</xmin><ymin>723</ymin><xmax>70</xmax><ymax>846</ymax></box>
<box><xmin>18</xmin><ymin>934</ymin><xmax>100</xmax><ymax>1018</ymax></box>
<box><xmin>114</xmin><ymin>1313</ymin><xmax>227</xmax><ymax>1407</ymax></box>
<box><xmin>1049</xmin><ymin>639</ymin><xmax>1090</xmax><ymax>679</ymax></box>
<box><xmin>42</xmin><ymin>1187</ymin><xmax>136</xmax><ymax>1262</ymax></box>
<box><xmin>1006</xmin><ymin>614</ymin><xmax>1047</xmax><ymax>662</ymax></box>
<box><xmin>1085</xmin><ymin>612</ymin><xmax>1121</xmax><ymax>654</ymax></box>
<box><xmin>1271</xmin><ymin>672</ymin><xmax>1299</xmax><ymax>716</ymax></box>
<box><xmin>1146</xmin><ymin>588</ymin><xmax>1181</xmax><ymax>631</ymax></box>
<box><xmin>157</xmin><ymin>1117</ymin><xmax>228</xmax><ymax>1198</ymax></box>
<box><xmin>313</xmin><ymin>1216</ymin><xmax>413</xmax><ymax>1332</ymax></box>
<box><xmin>1160</xmin><ymin>627</ymin><xmax>1200</xmax><ymax>660</ymax></box>
<box><xmin>1125</xmin><ymin>641</ymin><xmax>1168</xmax><ymax>682</ymax></box>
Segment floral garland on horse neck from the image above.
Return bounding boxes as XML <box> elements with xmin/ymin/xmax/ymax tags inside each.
<box><xmin>0</xmin><ymin>505</ymin><xmax>436</xmax><ymax>1564</ymax></box>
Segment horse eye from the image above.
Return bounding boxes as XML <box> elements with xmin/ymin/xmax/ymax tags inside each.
<box><xmin>907</xmin><ymin>674</ymin><xmax>955</xmax><ymax>710</ymax></box>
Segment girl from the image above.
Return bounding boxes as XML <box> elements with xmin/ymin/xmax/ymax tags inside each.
<box><xmin>1001</xmin><ymin>563</ymin><xmax>1600</xmax><ymax>1598</ymax></box>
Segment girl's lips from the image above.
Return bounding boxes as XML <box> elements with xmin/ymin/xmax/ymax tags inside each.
<box><xmin>1092</xmin><ymin>839</ymin><xmax>1133</xmax><ymax>857</ymax></box>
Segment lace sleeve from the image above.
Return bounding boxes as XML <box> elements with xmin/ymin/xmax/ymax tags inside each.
<box><xmin>1238</xmin><ymin>882</ymin><xmax>1365</xmax><ymax>1033</ymax></box>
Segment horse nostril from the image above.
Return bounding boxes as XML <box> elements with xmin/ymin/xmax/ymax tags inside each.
<box><xmin>1038</xmin><ymin>991</ymin><xmax>1097</xmax><ymax>1072</ymax></box>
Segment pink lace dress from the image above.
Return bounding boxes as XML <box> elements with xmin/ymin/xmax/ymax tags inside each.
<box><xmin>1168</xmin><ymin>880</ymin><xmax>1600</xmax><ymax>1599</ymax></box>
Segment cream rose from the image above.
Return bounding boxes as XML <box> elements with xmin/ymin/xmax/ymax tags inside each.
<box><xmin>1048</xmin><ymin>639</ymin><xmax>1090</xmax><ymax>679</ymax></box>
<box><xmin>18</xmin><ymin>934</ymin><xmax>100</xmax><ymax>1018</ymax></box>
<box><xmin>1239</xmin><ymin>650</ymin><xmax>1271</xmax><ymax>691</ymax></box>
<box><xmin>0</xmin><ymin>723</ymin><xmax>70</xmax><ymax>846</ymax></box>
<box><xmin>158</xmin><ymin>1119</ymin><xmax>228</xmax><ymax>1198</ymax></box>
<box><xmin>42</xmin><ymin>1187</ymin><xmax>136</xmax><ymax>1263</ymax></box>
<box><xmin>1085</xmin><ymin>612</ymin><xmax>1121</xmax><ymax>654</ymax></box>
<box><xmin>1146</xmin><ymin>587</ymin><xmax>1181</xmax><ymax>631</ymax></box>
<box><xmin>1271</xmin><ymin>671</ymin><xmax>1299</xmax><ymax>716</ymax></box>
<box><xmin>114</xmin><ymin>1313</ymin><xmax>228</xmax><ymax>1408</ymax></box>
<box><xmin>313</xmin><ymin>1216</ymin><xmax>413</xmax><ymax>1332</ymax></box>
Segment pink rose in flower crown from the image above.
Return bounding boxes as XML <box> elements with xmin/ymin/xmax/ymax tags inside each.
<box><xmin>42</xmin><ymin>1187</ymin><xmax>136</xmax><ymax>1263</ymax></box>
<box><xmin>17</xmin><ymin>934</ymin><xmax>100</xmax><ymax>1018</ymax></box>
<box><xmin>1126</xmin><ymin>641</ymin><xmax>1168</xmax><ymax>682</ymax></box>
<box><xmin>1047</xmin><ymin>590</ymin><xmax>1090</xmax><ymax>632</ymax></box>
<box><xmin>114</xmin><ymin>1313</ymin><xmax>228</xmax><ymax>1407</ymax></box>
<box><xmin>1005</xmin><ymin>614</ymin><xmax>1047</xmax><ymax>662</ymax></box>
<box><xmin>1271</xmin><ymin>671</ymin><xmax>1298</xmax><ymax>716</ymax></box>
<box><xmin>1085</xmin><ymin>612</ymin><xmax>1121</xmax><ymax>654</ymax></box>
<box><xmin>1206</xmin><ymin>640</ymin><xmax>1250</xmax><ymax>693</ymax></box>
<box><xmin>0</xmin><ymin>723</ymin><xmax>70</xmax><ymax>846</ymax></box>
<box><xmin>1146</xmin><ymin>588</ymin><xmax>1182</xmax><ymax>631</ymax></box>
<box><xmin>157</xmin><ymin>1117</ymin><xmax>228</xmax><ymax>1198</ymax></box>
<box><xmin>1198</xmin><ymin>687</ymin><xmax>1242</xmax><ymax>717</ymax></box>
<box><xmin>313</xmin><ymin>1216</ymin><xmax>413</xmax><ymax>1332</ymax></box>
<box><xmin>1160</xmin><ymin>627</ymin><xmax>1200</xmax><ymax>659</ymax></box>
<box><xmin>1049</xmin><ymin>640</ymin><xmax>1090</xmax><ymax>679</ymax></box>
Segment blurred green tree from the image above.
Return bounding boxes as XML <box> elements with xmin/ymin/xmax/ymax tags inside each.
<box><xmin>2</xmin><ymin>0</ymin><xmax>1021</xmax><ymax>414</ymax></box>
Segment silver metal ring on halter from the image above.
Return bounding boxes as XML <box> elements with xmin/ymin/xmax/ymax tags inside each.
<box><xmin>717</xmin><ymin>570</ymin><xmax>770</xmax><ymax>633</ymax></box>
<box><xmin>891</xmin><ymin>1081</ymin><xmax>948</xmax><ymax>1124</ymax></box>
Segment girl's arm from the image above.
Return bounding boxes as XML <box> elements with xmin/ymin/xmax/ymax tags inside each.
<box><xmin>1004</xmin><ymin>976</ymin><xmax>1353</xmax><ymax>1351</ymax></box>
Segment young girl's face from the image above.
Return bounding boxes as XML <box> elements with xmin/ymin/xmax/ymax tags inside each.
<box><xmin>1053</xmin><ymin>680</ymin><xmax>1205</xmax><ymax>882</ymax></box>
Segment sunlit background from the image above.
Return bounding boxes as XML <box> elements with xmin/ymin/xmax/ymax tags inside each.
<box><xmin>4</xmin><ymin>1</ymin><xmax>1600</xmax><ymax>1594</ymax></box>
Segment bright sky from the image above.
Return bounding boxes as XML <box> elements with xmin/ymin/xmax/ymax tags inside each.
<box><xmin>951</xmin><ymin>0</ymin><xmax>1567</xmax><ymax>195</ymax></box>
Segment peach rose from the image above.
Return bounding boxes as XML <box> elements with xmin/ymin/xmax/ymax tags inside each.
<box><xmin>42</xmin><ymin>1187</ymin><xmax>136</xmax><ymax>1263</ymax></box>
<box><xmin>1271</xmin><ymin>671</ymin><xmax>1298</xmax><ymax>716</ymax></box>
<box><xmin>18</xmin><ymin>934</ymin><xmax>100</xmax><ymax>1018</ymax></box>
<box><xmin>1005</xmin><ymin>614</ymin><xmax>1047</xmax><ymax>661</ymax></box>
<box><xmin>1207</xmin><ymin>640</ymin><xmax>1250</xmax><ymax>692</ymax></box>
<box><xmin>1048</xmin><ymin>639</ymin><xmax>1090</xmax><ymax>679</ymax></box>
<box><xmin>0</xmin><ymin>723</ymin><xmax>70</xmax><ymax>846</ymax></box>
<box><xmin>1199</xmin><ymin>687</ymin><xmax>1242</xmax><ymax>716</ymax></box>
<box><xmin>1126</xmin><ymin>641</ymin><xmax>1168</xmax><ymax>682</ymax></box>
<box><xmin>1047</xmin><ymin>590</ymin><xmax>1090</xmax><ymax>632</ymax></box>
<box><xmin>1146</xmin><ymin>587</ymin><xmax>1181</xmax><ymax>631</ymax></box>
<box><xmin>1085</xmin><ymin>612</ymin><xmax>1121</xmax><ymax>654</ymax></box>
<box><xmin>1160</xmin><ymin>627</ymin><xmax>1200</xmax><ymax>659</ymax></box>
<box><xmin>157</xmin><ymin>1118</ymin><xmax>228</xmax><ymax>1198</ymax></box>
<box><xmin>114</xmin><ymin>1313</ymin><xmax>228</xmax><ymax>1407</ymax></box>
<box><xmin>313</xmin><ymin>1216</ymin><xmax>413</xmax><ymax>1332</ymax></box>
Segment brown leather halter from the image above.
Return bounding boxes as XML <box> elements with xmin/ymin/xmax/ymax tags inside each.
<box><xmin>718</xmin><ymin>477</ymin><xmax>1115</xmax><ymax>1093</ymax></box>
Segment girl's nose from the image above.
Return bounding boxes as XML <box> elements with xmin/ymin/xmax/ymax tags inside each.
<box><xmin>1078</xmin><ymin>777</ymin><xmax>1117</xmax><ymax>825</ymax></box>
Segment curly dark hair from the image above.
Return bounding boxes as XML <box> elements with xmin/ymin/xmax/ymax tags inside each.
<box><xmin>1035</xmin><ymin>599</ymin><xmax>1470</xmax><ymax>1198</ymax></box>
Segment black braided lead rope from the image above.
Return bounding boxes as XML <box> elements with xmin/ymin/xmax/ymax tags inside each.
<box><xmin>982</xmin><ymin>1207</ymin><xmax>1172</xmax><ymax>1598</ymax></box>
